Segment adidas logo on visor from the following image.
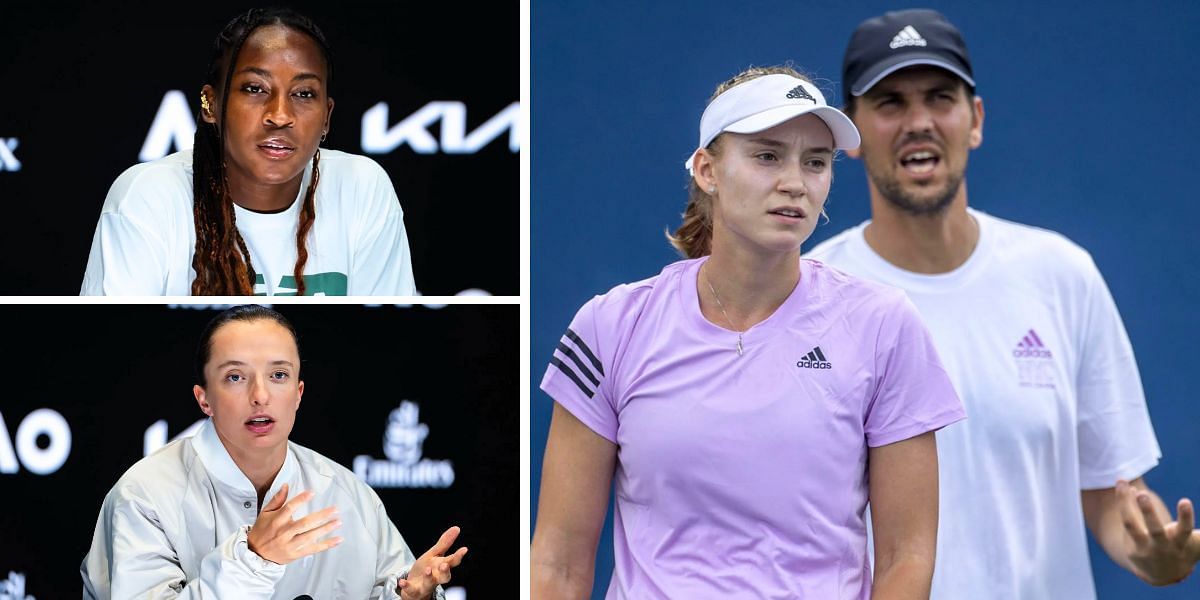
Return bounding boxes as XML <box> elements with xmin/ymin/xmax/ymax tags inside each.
<box><xmin>889</xmin><ymin>25</ymin><xmax>927</xmax><ymax>49</ymax></box>
<box><xmin>786</xmin><ymin>85</ymin><xmax>815</xmax><ymax>103</ymax></box>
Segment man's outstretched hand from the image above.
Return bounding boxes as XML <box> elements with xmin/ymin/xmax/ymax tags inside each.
<box><xmin>1118</xmin><ymin>480</ymin><xmax>1200</xmax><ymax>585</ymax></box>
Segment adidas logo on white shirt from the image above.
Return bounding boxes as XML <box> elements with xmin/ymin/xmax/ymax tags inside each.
<box><xmin>889</xmin><ymin>25</ymin><xmax>927</xmax><ymax>49</ymax></box>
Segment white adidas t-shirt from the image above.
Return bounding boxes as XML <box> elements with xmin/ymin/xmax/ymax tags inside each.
<box><xmin>81</xmin><ymin>148</ymin><xmax>415</xmax><ymax>296</ymax></box>
<box><xmin>806</xmin><ymin>208</ymin><xmax>1161</xmax><ymax>600</ymax></box>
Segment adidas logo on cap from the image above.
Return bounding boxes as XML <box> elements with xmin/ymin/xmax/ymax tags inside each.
<box><xmin>889</xmin><ymin>25</ymin><xmax>927</xmax><ymax>49</ymax></box>
<box><xmin>796</xmin><ymin>345</ymin><xmax>832</xmax><ymax>369</ymax></box>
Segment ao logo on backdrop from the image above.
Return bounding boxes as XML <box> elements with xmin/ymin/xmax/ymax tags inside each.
<box><xmin>0</xmin><ymin>409</ymin><xmax>71</xmax><ymax>476</ymax></box>
<box><xmin>140</xmin><ymin>90</ymin><xmax>520</xmax><ymax>162</ymax></box>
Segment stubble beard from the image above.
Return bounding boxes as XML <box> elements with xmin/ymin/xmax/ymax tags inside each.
<box><xmin>871</xmin><ymin>166</ymin><xmax>964</xmax><ymax>217</ymax></box>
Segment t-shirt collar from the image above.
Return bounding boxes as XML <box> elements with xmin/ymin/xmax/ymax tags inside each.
<box><xmin>846</xmin><ymin>207</ymin><xmax>994</xmax><ymax>293</ymax></box>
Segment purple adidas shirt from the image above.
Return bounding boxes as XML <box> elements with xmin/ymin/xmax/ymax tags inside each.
<box><xmin>541</xmin><ymin>257</ymin><xmax>965</xmax><ymax>599</ymax></box>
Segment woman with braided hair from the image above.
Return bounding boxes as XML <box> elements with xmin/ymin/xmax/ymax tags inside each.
<box><xmin>81</xmin><ymin>7</ymin><xmax>414</xmax><ymax>296</ymax></box>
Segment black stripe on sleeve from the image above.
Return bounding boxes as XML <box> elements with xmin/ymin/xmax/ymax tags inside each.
<box><xmin>557</xmin><ymin>341</ymin><xmax>600</xmax><ymax>386</ymax></box>
<box><xmin>549</xmin><ymin>356</ymin><xmax>595</xmax><ymax>398</ymax></box>
<box><xmin>814</xmin><ymin>347</ymin><xmax>827</xmax><ymax>362</ymax></box>
<box><xmin>565</xmin><ymin>329</ymin><xmax>604</xmax><ymax>376</ymax></box>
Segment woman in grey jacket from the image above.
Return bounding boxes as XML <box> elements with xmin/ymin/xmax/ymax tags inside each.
<box><xmin>81</xmin><ymin>305</ymin><xmax>466</xmax><ymax>598</ymax></box>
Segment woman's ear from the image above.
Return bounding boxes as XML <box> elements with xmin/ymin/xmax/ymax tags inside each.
<box><xmin>193</xmin><ymin>384</ymin><xmax>213</xmax><ymax>416</ymax></box>
<box><xmin>200</xmin><ymin>85</ymin><xmax>218</xmax><ymax>125</ymax></box>
<box><xmin>692</xmin><ymin>148</ymin><xmax>718</xmax><ymax>195</ymax></box>
<box><xmin>324</xmin><ymin>97</ymin><xmax>335</xmax><ymax>136</ymax></box>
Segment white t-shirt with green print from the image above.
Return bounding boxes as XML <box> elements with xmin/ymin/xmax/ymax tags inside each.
<box><xmin>82</xmin><ymin>148</ymin><xmax>414</xmax><ymax>296</ymax></box>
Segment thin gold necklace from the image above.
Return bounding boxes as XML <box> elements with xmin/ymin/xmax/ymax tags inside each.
<box><xmin>703</xmin><ymin>267</ymin><xmax>744</xmax><ymax>357</ymax></box>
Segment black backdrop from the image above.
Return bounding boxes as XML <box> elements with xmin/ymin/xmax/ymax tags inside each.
<box><xmin>0</xmin><ymin>304</ymin><xmax>516</xmax><ymax>599</ymax></box>
<box><xmin>0</xmin><ymin>1</ymin><xmax>517</xmax><ymax>295</ymax></box>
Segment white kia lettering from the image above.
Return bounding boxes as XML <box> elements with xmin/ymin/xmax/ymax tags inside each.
<box><xmin>0</xmin><ymin>138</ymin><xmax>21</xmax><ymax>172</ymax></box>
<box><xmin>144</xmin><ymin>418</ymin><xmax>206</xmax><ymax>456</ymax></box>
<box><xmin>141</xmin><ymin>90</ymin><xmax>518</xmax><ymax>161</ymax></box>
<box><xmin>361</xmin><ymin>101</ymin><xmax>520</xmax><ymax>154</ymax></box>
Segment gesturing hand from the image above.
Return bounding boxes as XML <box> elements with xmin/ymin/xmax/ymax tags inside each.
<box><xmin>1118</xmin><ymin>480</ymin><xmax>1200</xmax><ymax>585</ymax></box>
<box><xmin>247</xmin><ymin>483</ymin><xmax>343</xmax><ymax>565</ymax></box>
<box><xmin>396</xmin><ymin>526</ymin><xmax>469</xmax><ymax>600</ymax></box>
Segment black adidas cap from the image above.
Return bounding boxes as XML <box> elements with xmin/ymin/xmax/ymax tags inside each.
<box><xmin>842</xmin><ymin>9</ymin><xmax>975</xmax><ymax>104</ymax></box>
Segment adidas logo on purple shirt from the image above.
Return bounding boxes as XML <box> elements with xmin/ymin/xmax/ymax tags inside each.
<box><xmin>797</xmin><ymin>346</ymin><xmax>832</xmax><ymax>369</ymax></box>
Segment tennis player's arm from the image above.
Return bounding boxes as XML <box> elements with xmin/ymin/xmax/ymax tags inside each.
<box><xmin>531</xmin><ymin>401</ymin><xmax>617</xmax><ymax>600</ymax></box>
<box><xmin>868</xmin><ymin>431</ymin><xmax>939</xmax><ymax>600</ymax></box>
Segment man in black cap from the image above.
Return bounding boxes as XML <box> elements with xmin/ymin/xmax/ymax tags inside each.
<box><xmin>807</xmin><ymin>8</ymin><xmax>1200</xmax><ymax>598</ymax></box>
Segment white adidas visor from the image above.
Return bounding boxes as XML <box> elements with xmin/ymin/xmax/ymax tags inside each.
<box><xmin>686</xmin><ymin>74</ymin><xmax>860</xmax><ymax>174</ymax></box>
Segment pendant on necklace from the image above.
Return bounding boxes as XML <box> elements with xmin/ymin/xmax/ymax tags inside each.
<box><xmin>736</xmin><ymin>335</ymin><xmax>744</xmax><ymax>357</ymax></box>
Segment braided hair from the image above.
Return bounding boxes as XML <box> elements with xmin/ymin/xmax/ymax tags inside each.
<box><xmin>192</xmin><ymin>7</ymin><xmax>332</xmax><ymax>296</ymax></box>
